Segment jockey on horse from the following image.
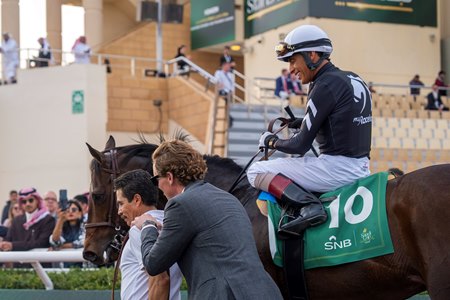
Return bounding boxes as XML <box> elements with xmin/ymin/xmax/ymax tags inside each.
<box><xmin>246</xmin><ymin>24</ymin><xmax>372</xmax><ymax>235</ymax></box>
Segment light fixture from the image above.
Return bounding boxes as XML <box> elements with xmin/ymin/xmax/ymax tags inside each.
<box><xmin>230</xmin><ymin>44</ymin><xmax>241</xmax><ymax>51</ymax></box>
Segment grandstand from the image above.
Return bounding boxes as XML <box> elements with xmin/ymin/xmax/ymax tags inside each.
<box><xmin>0</xmin><ymin>0</ymin><xmax>449</xmax><ymax>200</ymax></box>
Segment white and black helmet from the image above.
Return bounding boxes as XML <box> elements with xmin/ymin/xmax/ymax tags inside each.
<box><xmin>275</xmin><ymin>25</ymin><xmax>333</xmax><ymax>63</ymax></box>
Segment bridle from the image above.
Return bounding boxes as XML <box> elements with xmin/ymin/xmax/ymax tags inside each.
<box><xmin>85</xmin><ymin>149</ymin><xmax>121</xmax><ymax>231</ymax></box>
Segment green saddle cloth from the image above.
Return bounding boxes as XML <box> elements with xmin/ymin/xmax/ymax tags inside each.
<box><xmin>267</xmin><ymin>172</ymin><xmax>394</xmax><ymax>269</ymax></box>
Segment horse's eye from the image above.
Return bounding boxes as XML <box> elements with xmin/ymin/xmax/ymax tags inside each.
<box><xmin>92</xmin><ymin>194</ymin><xmax>104</xmax><ymax>202</ymax></box>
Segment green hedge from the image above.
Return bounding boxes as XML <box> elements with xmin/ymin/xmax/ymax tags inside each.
<box><xmin>0</xmin><ymin>268</ymin><xmax>188</xmax><ymax>290</ymax></box>
<box><xmin>0</xmin><ymin>268</ymin><xmax>119</xmax><ymax>290</ymax></box>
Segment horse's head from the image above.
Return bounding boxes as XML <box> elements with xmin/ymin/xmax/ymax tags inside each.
<box><xmin>83</xmin><ymin>136</ymin><xmax>165</xmax><ymax>265</ymax></box>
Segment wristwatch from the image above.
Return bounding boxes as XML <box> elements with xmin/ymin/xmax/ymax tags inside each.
<box><xmin>143</xmin><ymin>219</ymin><xmax>158</xmax><ymax>228</ymax></box>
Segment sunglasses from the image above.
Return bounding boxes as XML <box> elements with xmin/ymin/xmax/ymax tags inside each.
<box><xmin>21</xmin><ymin>198</ymin><xmax>35</xmax><ymax>205</ymax></box>
<box><xmin>150</xmin><ymin>175</ymin><xmax>160</xmax><ymax>186</ymax></box>
<box><xmin>68</xmin><ymin>207</ymin><xmax>80</xmax><ymax>213</ymax></box>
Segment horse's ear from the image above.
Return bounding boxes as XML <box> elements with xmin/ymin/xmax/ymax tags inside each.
<box><xmin>105</xmin><ymin>136</ymin><xmax>116</xmax><ymax>150</ymax></box>
<box><xmin>86</xmin><ymin>143</ymin><xmax>103</xmax><ymax>162</ymax></box>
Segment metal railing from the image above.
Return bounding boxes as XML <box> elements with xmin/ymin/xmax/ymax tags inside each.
<box><xmin>165</xmin><ymin>56</ymin><xmax>217</xmax><ymax>85</ymax></box>
<box><xmin>14</xmin><ymin>48</ymin><xmax>162</xmax><ymax>78</ymax></box>
<box><xmin>0</xmin><ymin>248</ymin><xmax>86</xmax><ymax>290</ymax></box>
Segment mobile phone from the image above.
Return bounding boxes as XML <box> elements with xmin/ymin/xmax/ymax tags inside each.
<box><xmin>59</xmin><ymin>189</ymin><xmax>68</xmax><ymax>211</ymax></box>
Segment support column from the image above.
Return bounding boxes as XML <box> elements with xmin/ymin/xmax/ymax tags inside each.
<box><xmin>82</xmin><ymin>0</ymin><xmax>103</xmax><ymax>51</ymax></box>
<box><xmin>46</xmin><ymin>0</ymin><xmax>62</xmax><ymax>64</ymax></box>
<box><xmin>1</xmin><ymin>0</ymin><xmax>20</xmax><ymax>47</ymax></box>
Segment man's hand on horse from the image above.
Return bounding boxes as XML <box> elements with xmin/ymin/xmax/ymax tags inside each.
<box><xmin>259</xmin><ymin>132</ymin><xmax>278</xmax><ymax>149</ymax></box>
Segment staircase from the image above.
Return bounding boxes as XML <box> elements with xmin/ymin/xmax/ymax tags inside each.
<box><xmin>227</xmin><ymin>103</ymin><xmax>306</xmax><ymax>166</ymax></box>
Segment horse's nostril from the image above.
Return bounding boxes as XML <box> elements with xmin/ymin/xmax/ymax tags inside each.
<box><xmin>83</xmin><ymin>251</ymin><xmax>98</xmax><ymax>262</ymax></box>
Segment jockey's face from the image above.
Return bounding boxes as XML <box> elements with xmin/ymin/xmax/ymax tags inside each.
<box><xmin>116</xmin><ymin>189</ymin><xmax>139</xmax><ymax>227</ymax></box>
<box><xmin>289</xmin><ymin>52</ymin><xmax>321</xmax><ymax>84</ymax></box>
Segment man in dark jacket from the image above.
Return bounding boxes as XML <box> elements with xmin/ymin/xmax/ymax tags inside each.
<box><xmin>0</xmin><ymin>187</ymin><xmax>55</xmax><ymax>251</ymax></box>
<box><xmin>426</xmin><ymin>84</ymin><xmax>449</xmax><ymax>111</ymax></box>
<box><xmin>1</xmin><ymin>190</ymin><xmax>18</xmax><ymax>224</ymax></box>
<box><xmin>133</xmin><ymin>140</ymin><xmax>283</xmax><ymax>300</ymax></box>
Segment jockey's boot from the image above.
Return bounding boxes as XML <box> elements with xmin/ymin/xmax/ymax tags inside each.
<box><xmin>268</xmin><ymin>173</ymin><xmax>327</xmax><ymax>234</ymax></box>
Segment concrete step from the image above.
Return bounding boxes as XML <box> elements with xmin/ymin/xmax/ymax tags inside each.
<box><xmin>228</xmin><ymin>131</ymin><xmax>263</xmax><ymax>141</ymax></box>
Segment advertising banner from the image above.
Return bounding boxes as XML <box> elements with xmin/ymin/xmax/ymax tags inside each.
<box><xmin>191</xmin><ymin>0</ymin><xmax>235</xmax><ymax>49</ymax></box>
<box><xmin>245</xmin><ymin>0</ymin><xmax>308</xmax><ymax>38</ymax></box>
<box><xmin>244</xmin><ymin>0</ymin><xmax>436</xmax><ymax>38</ymax></box>
<box><xmin>310</xmin><ymin>0</ymin><xmax>436</xmax><ymax>27</ymax></box>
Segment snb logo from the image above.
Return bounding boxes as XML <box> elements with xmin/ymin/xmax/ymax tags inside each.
<box><xmin>348</xmin><ymin>75</ymin><xmax>371</xmax><ymax>114</ymax></box>
<box><xmin>324</xmin><ymin>235</ymin><xmax>352</xmax><ymax>251</ymax></box>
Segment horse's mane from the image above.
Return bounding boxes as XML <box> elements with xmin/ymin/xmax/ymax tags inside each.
<box><xmin>204</xmin><ymin>154</ymin><xmax>244</xmax><ymax>174</ymax></box>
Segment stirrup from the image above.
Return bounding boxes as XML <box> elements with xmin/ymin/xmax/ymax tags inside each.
<box><xmin>278</xmin><ymin>204</ymin><xmax>327</xmax><ymax>237</ymax></box>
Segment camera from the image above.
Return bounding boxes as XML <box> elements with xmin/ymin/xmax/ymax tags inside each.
<box><xmin>59</xmin><ymin>189</ymin><xmax>68</xmax><ymax>211</ymax></box>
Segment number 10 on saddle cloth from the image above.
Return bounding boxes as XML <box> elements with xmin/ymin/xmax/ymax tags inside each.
<box><xmin>267</xmin><ymin>172</ymin><xmax>394</xmax><ymax>269</ymax></box>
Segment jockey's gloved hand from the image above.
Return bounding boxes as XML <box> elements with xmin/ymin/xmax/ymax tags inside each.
<box><xmin>259</xmin><ymin>132</ymin><xmax>278</xmax><ymax>149</ymax></box>
<box><xmin>288</xmin><ymin>117</ymin><xmax>303</xmax><ymax>129</ymax></box>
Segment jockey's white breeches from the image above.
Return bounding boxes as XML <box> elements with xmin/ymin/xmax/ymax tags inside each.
<box><xmin>247</xmin><ymin>154</ymin><xmax>370</xmax><ymax>193</ymax></box>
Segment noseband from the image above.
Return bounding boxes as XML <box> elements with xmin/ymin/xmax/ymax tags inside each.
<box><xmin>85</xmin><ymin>149</ymin><xmax>121</xmax><ymax>230</ymax></box>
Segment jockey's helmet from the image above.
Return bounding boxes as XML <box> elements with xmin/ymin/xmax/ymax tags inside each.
<box><xmin>275</xmin><ymin>25</ymin><xmax>333</xmax><ymax>63</ymax></box>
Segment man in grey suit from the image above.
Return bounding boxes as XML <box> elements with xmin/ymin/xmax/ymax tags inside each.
<box><xmin>133</xmin><ymin>140</ymin><xmax>282</xmax><ymax>299</ymax></box>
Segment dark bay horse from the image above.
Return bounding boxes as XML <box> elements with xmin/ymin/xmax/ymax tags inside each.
<box><xmin>84</xmin><ymin>136</ymin><xmax>450</xmax><ymax>299</ymax></box>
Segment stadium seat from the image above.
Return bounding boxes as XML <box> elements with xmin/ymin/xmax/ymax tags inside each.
<box><xmin>416</xmin><ymin>138</ymin><xmax>428</xmax><ymax>149</ymax></box>
<box><xmin>399</xmin><ymin>118</ymin><xmax>412</xmax><ymax>128</ymax></box>
<box><xmin>428</xmin><ymin>139</ymin><xmax>442</xmax><ymax>150</ymax></box>
<box><xmin>389</xmin><ymin>137</ymin><xmax>401</xmax><ymax>148</ymax></box>
<box><xmin>402</xmin><ymin>137</ymin><xmax>415</xmax><ymax>149</ymax></box>
<box><xmin>417</xmin><ymin>110</ymin><xmax>428</xmax><ymax>118</ymax></box>
<box><xmin>411</xmin><ymin>118</ymin><xmax>425</xmax><ymax>128</ymax></box>
<box><xmin>383</xmin><ymin>127</ymin><xmax>395</xmax><ymax>138</ymax></box>
<box><xmin>434</xmin><ymin>128</ymin><xmax>447</xmax><ymax>139</ymax></box>
<box><xmin>408</xmin><ymin>128</ymin><xmax>421</xmax><ymax>138</ymax></box>
<box><xmin>406</xmin><ymin>110</ymin><xmax>418</xmax><ymax>118</ymax></box>
<box><xmin>395</xmin><ymin>127</ymin><xmax>408</xmax><ymax>138</ymax></box>
<box><xmin>429</xmin><ymin>110</ymin><xmax>441</xmax><ymax>119</ymax></box>
<box><xmin>386</xmin><ymin>118</ymin><xmax>399</xmax><ymax>128</ymax></box>
<box><xmin>381</xmin><ymin>108</ymin><xmax>394</xmax><ymax>118</ymax></box>
<box><xmin>374</xmin><ymin>137</ymin><xmax>388</xmax><ymax>148</ymax></box>
<box><xmin>436</xmin><ymin>119</ymin><xmax>448</xmax><ymax>130</ymax></box>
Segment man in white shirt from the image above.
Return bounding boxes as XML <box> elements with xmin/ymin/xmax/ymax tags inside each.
<box><xmin>0</xmin><ymin>33</ymin><xmax>19</xmax><ymax>84</ymax></box>
<box><xmin>114</xmin><ymin>170</ymin><xmax>182</xmax><ymax>300</ymax></box>
<box><xmin>72</xmin><ymin>36</ymin><xmax>91</xmax><ymax>64</ymax></box>
<box><xmin>214</xmin><ymin>61</ymin><xmax>235</xmax><ymax>99</ymax></box>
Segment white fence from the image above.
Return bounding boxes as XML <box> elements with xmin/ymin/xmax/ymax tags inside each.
<box><xmin>0</xmin><ymin>248</ymin><xmax>86</xmax><ymax>290</ymax></box>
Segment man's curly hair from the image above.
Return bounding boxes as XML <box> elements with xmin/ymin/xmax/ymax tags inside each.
<box><xmin>152</xmin><ymin>140</ymin><xmax>207</xmax><ymax>186</ymax></box>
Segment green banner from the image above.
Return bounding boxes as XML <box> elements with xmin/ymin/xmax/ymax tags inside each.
<box><xmin>244</xmin><ymin>0</ymin><xmax>436</xmax><ymax>38</ymax></box>
<box><xmin>191</xmin><ymin>0</ymin><xmax>235</xmax><ymax>50</ymax></box>
<box><xmin>244</xmin><ymin>0</ymin><xmax>308</xmax><ymax>38</ymax></box>
<box><xmin>310</xmin><ymin>0</ymin><xmax>436</xmax><ymax>27</ymax></box>
<box><xmin>267</xmin><ymin>172</ymin><xmax>394</xmax><ymax>269</ymax></box>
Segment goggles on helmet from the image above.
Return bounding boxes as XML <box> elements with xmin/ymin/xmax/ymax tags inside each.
<box><xmin>275</xmin><ymin>38</ymin><xmax>333</xmax><ymax>61</ymax></box>
<box><xmin>275</xmin><ymin>42</ymin><xmax>296</xmax><ymax>58</ymax></box>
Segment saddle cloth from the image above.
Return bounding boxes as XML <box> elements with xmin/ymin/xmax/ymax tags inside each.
<box><xmin>266</xmin><ymin>172</ymin><xmax>394</xmax><ymax>269</ymax></box>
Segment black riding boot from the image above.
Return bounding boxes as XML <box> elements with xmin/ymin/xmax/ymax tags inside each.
<box><xmin>268</xmin><ymin>173</ymin><xmax>327</xmax><ymax>234</ymax></box>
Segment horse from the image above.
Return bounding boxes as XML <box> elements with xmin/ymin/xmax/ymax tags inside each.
<box><xmin>83</xmin><ymin>136</ymin><xmax>450</xmax><ymax>299</ymax></box>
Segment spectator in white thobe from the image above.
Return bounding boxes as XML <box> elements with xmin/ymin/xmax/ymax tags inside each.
<box><xmin>0</xmin><ymin>33</ymin><xmax>19</xmax><ymax>84</ymax></box>
<box><xmin>72</xmin><ymin>36</ymin><xmax>91</xmax><ymax>64</ymax></box>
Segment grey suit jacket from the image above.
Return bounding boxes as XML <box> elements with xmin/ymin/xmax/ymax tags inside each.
<box><xmin>141</xmin><ymin>181</ymin><xmax>282</xmax><ymax>300</ymax></box>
